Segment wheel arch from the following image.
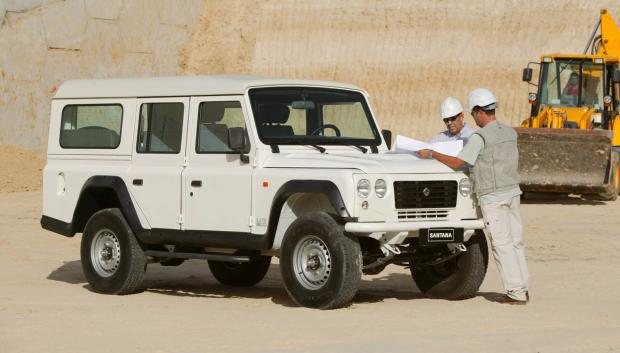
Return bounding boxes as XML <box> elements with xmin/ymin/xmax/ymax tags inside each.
<box><xmin>268</xmin><ymin>180</ymin><xmax>355</xmax><ymax>250</ymax></box>
<box><xmin>71</xmin><ymin>176</ymin><xmax>144</xmax><ymax>234</ymax></box>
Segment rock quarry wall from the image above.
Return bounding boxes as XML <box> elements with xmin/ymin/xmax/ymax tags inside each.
<box><xmin>1</xmin><ymin>0</ymin><xmax>619</xmax><ymax>151</ymax></box>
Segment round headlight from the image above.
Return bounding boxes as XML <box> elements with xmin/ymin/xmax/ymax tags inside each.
<box><xmin>375</xmin><ymin>179</ymin><xmax>387</xmax><ymax>198</ymax></box>
<box><xmin>357</xmin><ymin>179</ymin><xmax>371</xmax><ymax>198</ymax></box>
<box><xmin>459</xmin><ymin>178</ymin><xmax>472</xmax><ymax>197</ymax></box>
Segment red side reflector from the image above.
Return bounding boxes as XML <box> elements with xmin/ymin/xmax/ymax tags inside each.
<box><xmin>262</xmin><ymin>181</ymin><xmax>269</xmax><ymax>187</ymax></box>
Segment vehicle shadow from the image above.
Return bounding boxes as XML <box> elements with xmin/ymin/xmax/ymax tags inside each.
<box><xmin>46</xmin><ymin>260</ymin><xmax>85</xmax><ymax>284</ymax></box>
<box><xmin>521</xmin><ymin>192</ymin><xmax>607</xmax><ymax>205</ymax></box>
<box><xmin>47</xmin><ymin>260</ymin><xmax>495</xmax><ymax>307</ymax></box>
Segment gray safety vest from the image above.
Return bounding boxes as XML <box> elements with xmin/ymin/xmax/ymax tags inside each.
<box><xmin>471</xmin><ymin>120</ymin><xmax>520</xmax><ymax>197</ymax></box>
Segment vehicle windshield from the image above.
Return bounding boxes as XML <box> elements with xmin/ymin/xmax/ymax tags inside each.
<box><xmin>248</xmin><ymin>87</ymin><xmax>381</xmax><ymax>146</ymax></box>
<box><xmin>538</xmin><ymin>59</ymin><xmax>604</xmax><ymax>109</ymax></box>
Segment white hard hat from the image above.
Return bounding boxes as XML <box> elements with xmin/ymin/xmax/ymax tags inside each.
<box><xmin>467</xmin><ymin>88</ymin><xmax>498</xmax><ymax>113</ymax></box>
<box><xmin>440</xmin><ymin>97</ymin><xmax>463</xmax><ymax>119</ymax></box>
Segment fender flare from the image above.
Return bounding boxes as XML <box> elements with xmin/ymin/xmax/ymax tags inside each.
<box><xmin>71</xmin><ymin>176</ymin><xmax>144</xmax><ymax>234</ymax></box>
<box><xmin>265</xmin><ymin>180</ymin><xmax>353</xmax><ymax>240</ymax></box>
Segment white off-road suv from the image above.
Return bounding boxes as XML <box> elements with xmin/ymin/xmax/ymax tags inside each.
<box><xmin>41</xmin><ymin>75</ymin><xmax>487</xmax><ymax>309</ymax></box>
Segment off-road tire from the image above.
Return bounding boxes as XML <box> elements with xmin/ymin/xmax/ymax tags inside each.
<box><xmin>410</xmin><ymin>230</ymin><xmax>488</xmax><ymax>300</ymax></box>
<box><xmin>80</xmin><ymin>208</ymin><xmax>146</xmax><ymax>295</ymax></box>
<box><xmin>600</xmin><ymin>152</ymin><xmax>619</xmax><ymax>201</ymax></box>
<box><xmin>280</xmin><ymin>212</ymin><xmax>362</xmax><ymax>309</ymax></box>
<box><xmin>208</xmin><ymin>255</ymin><xmax>271</xmax><ymax>286</ymax></box>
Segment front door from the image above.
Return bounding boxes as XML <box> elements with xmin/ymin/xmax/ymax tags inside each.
<box><xmin>130</xmin><ymin>97</ymin><xmax>189</xmax><ymax>230</ymax></box>
<box><xmin>183</xmin><ymin>96</ymin><xmax>253</xmax><ymax>233</ymax></box>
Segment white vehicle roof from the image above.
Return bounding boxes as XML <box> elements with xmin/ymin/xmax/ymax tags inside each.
<box><xmin>53</xmin><ymin>75</ymin><xmax>364</xmax><ymax>99</ymax></box>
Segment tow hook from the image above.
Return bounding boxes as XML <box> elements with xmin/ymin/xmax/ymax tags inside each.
<box><xmin>456</xmin><ymin>243</ymin><xmax>467</xmax><ymax>252</ymax></box>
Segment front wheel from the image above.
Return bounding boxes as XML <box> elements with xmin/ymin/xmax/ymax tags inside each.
<box><xmin>280</xmin><ymin>212</ymin><xmax>362</xmax><ymax>309</ymax></box>
<box><xmin>410</xmin><ymin>230</ymin><xmax>488</xmax><ymax>300</ymax></box>
<box><xmin>600</xmin><ymin>152</ymin><xmax>619</xmax><ymax>201</ymax></box>
<box><xmin>80</xmin><ymin>208</ymin><xmax>146</xmax><ymax>295</ymax></box>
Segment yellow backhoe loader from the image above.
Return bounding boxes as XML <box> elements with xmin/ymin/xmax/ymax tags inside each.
<box><xmin>520</xmin><ymin>9</ymin><xmax>620</xmax><ymax>200</ymax></box>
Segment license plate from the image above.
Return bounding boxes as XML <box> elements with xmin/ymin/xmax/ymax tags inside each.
<box><xmin>428</xmin><ymin>228</ymin><xmax>455</xmax><ymax>242</ymax></box>
<box><xmin>419</xmin><ymin>228</ymin><xmax>463</xmax><ymax>245</ymax></box>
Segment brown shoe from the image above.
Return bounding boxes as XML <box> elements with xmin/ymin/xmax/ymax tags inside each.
<box><xmin>496</xmin><ymin>295</ymin><xmax>527</xmax><ymax>305</ymax></box>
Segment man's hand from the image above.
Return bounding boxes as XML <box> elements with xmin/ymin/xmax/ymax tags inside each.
<box><xmin>417</xmin><ymin>149</ymin><xmax>432</xmax><ymax>159</ymax></box>
<box><xmin>420</xmin><ymin>149</ymin><xmax>466</xmax><ymax>170</ymax></box>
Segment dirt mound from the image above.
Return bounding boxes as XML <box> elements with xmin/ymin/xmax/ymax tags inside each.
<box><xmin>0</xmin><ymin>145</ymin><xmax>44</xmax><ymax>193</ymax></box>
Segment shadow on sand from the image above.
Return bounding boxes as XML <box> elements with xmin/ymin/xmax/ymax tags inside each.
<box><xmin>47</xmin><ymin>260</ymin><xmax>501</xmax><ymax>307</ymax></box>
<box><xmin>520</xmin><ymin>192</ymin><xmax>608</xmax><ymax>205</ymax></box>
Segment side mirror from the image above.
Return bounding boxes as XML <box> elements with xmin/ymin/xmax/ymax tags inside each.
<box><xmin>381</xmin><ymin>129</ymin><xmax>392</xmax><ymax>149</ymax></box>
<box><xmin>614</xmin><ymin>70</ymin><xmax>620</xmax><ymax>83</ymax></box>
<box><xmin>227</xmin><ymin>127</ymin><xmax>249</xmax><ymax>163</ymax></box>
<box><xmin>522</xmin><ymin>68</ymin><xmax>533</xmax><ymax>82</ymax></box>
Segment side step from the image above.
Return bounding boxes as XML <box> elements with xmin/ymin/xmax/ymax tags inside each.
<box><xmin>144</xmin><ymin>250</ymin><xmax>250</xmax><ymax>263</ymax></box>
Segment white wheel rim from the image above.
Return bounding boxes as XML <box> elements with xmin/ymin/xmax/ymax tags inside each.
<box><xmin>292</xmin><ymin>235</ymin><xmax>331</xmax><ymax>290</ymax></box>
<box><xmin>90</xmin><ymin>229</ymin><xmax>121</xmax><ymax>277</ymax></box>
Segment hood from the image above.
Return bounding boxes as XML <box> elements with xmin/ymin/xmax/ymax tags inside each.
<box><xmin>262</xmin><ymin>152</ymin><xmax>457</xmax><ymax>174</ymax></box>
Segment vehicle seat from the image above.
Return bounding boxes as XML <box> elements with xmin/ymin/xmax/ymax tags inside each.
<box><xmin>198</xmin><ymin>103</ymin><xmax>229</xmax><ymax>148</ymax></box>
<box><xmin>257</xmin><ymin>104</ymin><xmax>294</xmax><ymax>137</ymax></box>
<box><xmin>61</xmin><ymin>126</ymin><xmax>120</xmax><ymax>148</ymax></box>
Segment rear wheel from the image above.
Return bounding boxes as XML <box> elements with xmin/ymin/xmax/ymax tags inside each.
<box><xmin>410</xmin><ymin>231</ymin><xmax>488</xmax><ymax>300</ymax></box>
<box><xmin>208</xmin><ymin>255</ymin><xmax>271</xmax><ymax>287</ymax></box>
<box><xmin>80</xmin><ymin>208</ymin><xmax>146</xmax><ymax>294</ymax></box>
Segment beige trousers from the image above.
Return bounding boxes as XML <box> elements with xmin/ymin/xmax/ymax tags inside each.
<box><xmin>480</xmin><ymin>195</ymin><xmax>530</xmax><ymax>301</ymax></box>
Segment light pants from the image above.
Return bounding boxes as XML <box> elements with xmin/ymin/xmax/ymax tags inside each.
<box><xmin>480</xmin><ymin>195</ymin><xmax>530</xmax><ymax>301</ymax></box>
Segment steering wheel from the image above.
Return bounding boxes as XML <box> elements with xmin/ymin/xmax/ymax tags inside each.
<box><xmin>310</xmin><ymin>124</ymin><xmax>341</xmax><ymax>136</ymax></box>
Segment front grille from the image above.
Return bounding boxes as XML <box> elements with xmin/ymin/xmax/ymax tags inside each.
<box><xmin>397</xmin><ymin>210</ymin><xmax>449</xmax><ymax>222</ymax></box>
<box><xmin>394</xmin><ymin>180</ymin><xmax>458</xmax><ymax>209</ymax></box>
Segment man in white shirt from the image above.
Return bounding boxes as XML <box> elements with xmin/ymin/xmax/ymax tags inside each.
<box><xmin>429</xmin><ymin>96</ymin><xmax>475</xmax><ymax>144</ymax></box>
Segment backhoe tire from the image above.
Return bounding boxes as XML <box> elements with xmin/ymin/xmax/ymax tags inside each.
<box><xmin>280</xmin><ymin>212</ymin><xmax>362</xmax><ymax>309</ymax></box>
<box><xmin>81</xmin><ymin>208</ymin><xmax>146</xmax><ymax>295</ymax></box>
<box><xmin>410</xmin><ymin>230</ymin><xmax>488</xmax><ymax>300</ymax></box>
<box><xmin>600</xmin><ymin>152</ymin><xmax>619</xmax><ymax>201</ymax></box>
<box><xmin>208</xmin><ymin>255</ymin><xmax>271</xmax><ymax>287</ymax></box>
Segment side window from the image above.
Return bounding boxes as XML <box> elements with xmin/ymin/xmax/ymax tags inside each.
<box><xmin>137</xmin><ymin>102</ymin><xmax>184</xmax><ymax>153</ymax></box>
<box><xmin>196</xmin><ymin>101</ymin><xmax>249</xmax><ymax>153</ymax></box>
<box><xmin>59</xmin><ymin>104</ymin><xmax>122</xmax><ymax>148</ymax></box>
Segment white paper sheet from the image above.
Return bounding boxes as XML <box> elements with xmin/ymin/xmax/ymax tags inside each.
<box><xmin>393</xmin><ymin>135</ymin><xmax>463</xmax><ymax>157</ymax></box>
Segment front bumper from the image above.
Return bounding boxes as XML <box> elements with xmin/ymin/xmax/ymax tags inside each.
<box><xmin>344</xmin><ymin>219</ymin><xmax>485</xmax><ymax>233</ymax></box>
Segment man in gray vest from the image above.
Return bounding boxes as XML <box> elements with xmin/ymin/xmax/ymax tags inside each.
<box><xmin>417</xmin><ymin>88</ymin><xmax>530</xmax><ymax>305</ymax></box>
<box><xmin>429</xmin><ymin>96</ymin><xmax>475</xmax><ymax>144</ymax></box>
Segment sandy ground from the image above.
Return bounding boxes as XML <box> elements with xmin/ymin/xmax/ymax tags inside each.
<box><xmin>0</xmin><ymin>191</ymin><xmax>619</xmax><ymax>353</ymax></box>
<box><xmin>0</xmin><ymin>145</ymin><xmax>44</xmax><ymax>193</ymax></box>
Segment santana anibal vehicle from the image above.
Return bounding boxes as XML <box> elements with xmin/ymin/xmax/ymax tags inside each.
<box><xmin>41</xmin><ymin>75</ymin><xmax>487</xmax><ymax>309</ymax></box>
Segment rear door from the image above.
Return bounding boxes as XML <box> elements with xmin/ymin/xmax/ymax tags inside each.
<box><xmin>183</xmin><ymin>96</ymin><xmax>253</xmax><ymax>232</ymax></box>
<box><xmin>129</xmin><ymin>97</ymin><xmax>189</xmax><ymax>230</ymax></box>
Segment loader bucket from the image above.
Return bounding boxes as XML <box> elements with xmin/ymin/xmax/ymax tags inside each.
<box><xmin>515</xmin><ymin>128</ymin><xmax>613</xmax><ymax>193</ymax></box>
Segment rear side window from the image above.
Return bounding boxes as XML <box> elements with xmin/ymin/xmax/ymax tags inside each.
<box><xmin>137</xmin><ymin>103</ymin><xmax>184</xmax><ymax>153</ymax></box>
<box><xmin>60</xmin><ymin>104</ymin><xmax>123</xmax><ymax>149</ymax></box>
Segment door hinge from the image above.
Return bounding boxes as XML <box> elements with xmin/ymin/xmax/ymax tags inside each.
<box><xmin>178</xmin><ymin>214</ymin><xmax>184</xmax><ymax>225</ymax></box>
<box><xmin>182</xmin><ymin>157</ymin><xmax>188</xmax><ymax>167</ymax></box>
<box><xmin>248</xmin><ymin>216</ymin><xmax>255</xmax><ymax>226</ymax></box>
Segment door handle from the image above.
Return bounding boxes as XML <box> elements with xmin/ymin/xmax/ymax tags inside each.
<box><xmin>191</xmin><ymin>180</ymin><xmax>202</xmax><ymax>187</ymax></box>
<box><xmin>133</xmin><ymin>179</ymin><xmax>143</xmax><ymax>186</ymax></box>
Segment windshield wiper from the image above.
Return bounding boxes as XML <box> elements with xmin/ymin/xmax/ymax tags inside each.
<box><xmin>309</xmin><ymin>145</ymin><xmax>326</xmax><ymax>153</ymax></box>
<box><xmin>351</xmin><ymin>145</ymin><xmax>368</xmax><ymax>153</ymax></box>
<box><xmin>325</xmin><ymin>139</ymin><xmax>370</xmax><ymax>153</ymax></box>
